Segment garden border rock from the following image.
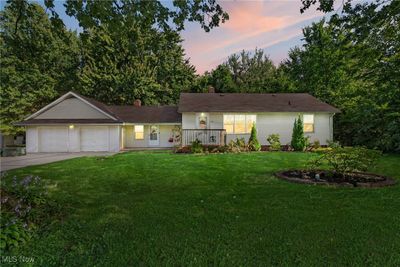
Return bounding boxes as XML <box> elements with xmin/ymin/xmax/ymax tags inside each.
<box><xmin>275</xmin><ymin>170</ymin><xmax>397</xmax><ymax>188</ymax></box>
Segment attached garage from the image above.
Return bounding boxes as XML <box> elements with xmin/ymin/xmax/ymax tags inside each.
<box><xmin>18</xmin><ymin>92</ymin><xmax>122</xmax><ymax>153</ymax></box>
<box><xmin>27</xmin><ymin>125</ymin><xmax>120</xmax><ymax>153</ymax></box>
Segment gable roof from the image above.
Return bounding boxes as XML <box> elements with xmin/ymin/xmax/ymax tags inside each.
<box><xmin>25</xmin><ymin>91</ymin><xmax>120</xmax><ymax>121</ymax></box>
<box><xmin>178</xmin><ymin>93</ymin><xmax>340</xmax><ymax>113</ymax></box>
<box><xmin>108</xmin><ymin>106</ymin><xmax>181</xmax><ymax>123</ymax></box>
<box><xmin>17</xmin><ymin>91</ymin><xmax>181</xmax><ymax>125</ymax></box>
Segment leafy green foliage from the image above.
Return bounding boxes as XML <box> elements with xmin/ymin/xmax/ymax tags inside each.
<box><xmin>267</xmin><ymin>134</ymin><xmax>281</xmax><ymax>151</ymax></box>
<box><xmin>248</xmin><ymin>123</ymin><xmax>261</xmax><ymax>151</ymax></box>
<box><xmin>228</xmin><ymin>138</ymin><xmax>248</xmax><ymax>153</ymax></box>
<box><xmin>309</xmin><ymin>147</ymin><xmax>382</xmax><ymax>174</ymax></box>
<box><xmin>282</xmin><ymin>1</ymin><xmax>400</xmax><ymax>152</ymax></box>
<box><xmin>78</xmin><ymin>25</ymin><xmax>195</xmax><ymax>105</ymax></box>
<box><xmin>327</xmin><ymin>140</ymin><xmax>341</xmax><ymax>149</ymax></box>
<box><xmin>312</xmin><ymin>139</ymin><xmax>320</xmax><ymax>149</ymax></box>
<box><xmin>50</xmin><ymin>0</ymin><xmax>229</xmax><ymax>33</ymax></box>
<box><xmin>291</xmin><ymin>116</ymin><xmax>306</xmax><ymax>151</ymax></box>
<box><xmin>0</xmin><ymin>174</ymin><xmax>62</xmax><ymax>251</ymax></box>
<box><xmin>193</xmin><ymin>49</ymin><xmax>282</xmax><ymax>93</ymax></box>
<box><xmin>0</xmin><ymin>2</ymin><xmax>80</xmax><ymax>135</ymax></box>
<box><xmin>190</xmin><ymin>139</ymin><xmax>203</xmax><ymax>154</ymax></box>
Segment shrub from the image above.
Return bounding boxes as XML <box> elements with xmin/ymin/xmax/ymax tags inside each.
<box><xmin>267</xmin><ymin>134</ymin><xmax>281</xmax><ymax>151</ymax></box>
<box><xmin>327</xmin><ymin>140</ymin><xmax>341</xmax><ymax>149</ymax></box>
<box><xmin>312</xmin><ymin>139</ymin><xmax>321</xmax><ymax>149</ymax></box>
<box><xmin>0</xmin><ymin>174</ymin><xmax>62</xmax><ymax>251</ymax></box>
<box><xmin>190</xmin><ymin>139</ymin><xmax>203</xmax><ymax>153</ymax></box>
<box><xmin>228</xmin><ymin>138</ymin><xmax>248</xmax><ymax>153</ymax></box>
<box><xmin>291</xmin><ymin>116</ymin><xmax>307</xmax><ymax>151</ymax></box>
<box><xmin>308</xmin><ymin>147</ymin><xmax>382</xmax><ymax>174</ymax></box>
<box><xmin>248</xmin><ymin>123</ymin><xmax>261</xmax><ymax>151</ymax></box>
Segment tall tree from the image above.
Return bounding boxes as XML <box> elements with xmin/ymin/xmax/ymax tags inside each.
<box><xmin>0</xmin><ymin>1</ymin><xmax>80</xmax><ymax>135</ymax></box>
<box><xmin>78</xmin><ymin>25</ymin><xmax>195</xmax><ymax>105</ymax></box>
<box><xmin>48</xmin><ymin>0</ymin><xmax>227</xmax><ymax>104</ymax></box>
<box><xmin>197</xmin><ymin>49</ymin><xmax>279</xmax><ymax>93</ymax></box>
<box><xmin>282</xmin><ymin>0</ymin><xmax>400</xmax><ymax>151</ymax></box>
<box><xmin>46</xmin><ymin>0</ymin><xmax>229</xmax><ymax>33</ymax></box>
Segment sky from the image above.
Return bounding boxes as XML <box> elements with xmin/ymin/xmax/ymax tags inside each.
<box><xmin>1</xmin><ymin>0</ymin><xmax>342</xmax><ymax>74</ymax></box>
<box><xmin>181</xmin><ymin>0</ymin><xmax>333</xmax><ymax>73</ymax></box>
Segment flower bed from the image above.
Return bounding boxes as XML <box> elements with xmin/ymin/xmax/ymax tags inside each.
<box><xmin>275</xmin><ymin>170</ymin><xmax>396</xmax><ymax>188</ymax></box>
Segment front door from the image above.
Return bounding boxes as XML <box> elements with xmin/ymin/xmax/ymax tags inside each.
<box><xmin>149</xmin><ymin>125</ymin><xmax>160</xmax><ymax>146</ymax></box>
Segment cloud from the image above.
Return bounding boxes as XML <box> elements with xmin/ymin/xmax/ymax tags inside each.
<box><xmin>182</xmin><ymin>1</ymin><xmax>328</xmax><ymax>73</ymax></box>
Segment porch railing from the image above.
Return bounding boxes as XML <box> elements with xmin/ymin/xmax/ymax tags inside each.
<box><xmin>182</xmin><ymin>129</ymin><xmax>227</xmax><ymax>146</ymax></box>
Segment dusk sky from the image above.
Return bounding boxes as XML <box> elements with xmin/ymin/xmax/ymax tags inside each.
<box><xmin>181</xmin><ymin>1</ymin><xmax>334</xmax><ymax>73</ymax></box>
<box><xmin>2</xmin><ymin>1</ymin><xmax>345</xmax><ymax>74</ymax></box>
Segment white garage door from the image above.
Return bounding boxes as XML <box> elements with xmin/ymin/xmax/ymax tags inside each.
<box><xmin>80</xmin><ymin>126</ymin><xmax>109</xmax><ymax>151</ymax></box>
<box><xmin>39</xmin><ymin>127</ymin><xmax>69</xmax><ymax>152</ymax></box>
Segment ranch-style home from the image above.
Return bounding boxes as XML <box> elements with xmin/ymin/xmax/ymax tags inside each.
<box><xmin>16</xmin><ymin>91</ymin><xmax>340</xmax><ymax>153</ymax></box>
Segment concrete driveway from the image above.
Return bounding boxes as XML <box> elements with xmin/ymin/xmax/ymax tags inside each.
<box><xmin>1</xmin><ymin>152</ymin><xmax>116</xmax><ymax>172</ymax></box>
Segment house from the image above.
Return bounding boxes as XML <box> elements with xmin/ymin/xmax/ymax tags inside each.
<box><xmin>16</xmin><ymin>91</ymin><xmax>340</xmax><ymax>153</ymax></box>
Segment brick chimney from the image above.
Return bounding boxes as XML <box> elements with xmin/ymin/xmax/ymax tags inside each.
<box><xmin>208</xmin><ymin>86</ymin><xmax>215</xmax><ymax>93</ymax></box>
<box><xmin>133</xmin><ymin>99</ymin><xmax>141</xmax><ymax>107</ymax></box>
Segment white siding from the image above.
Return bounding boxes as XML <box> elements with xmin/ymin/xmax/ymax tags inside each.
<box><xmin>181</xmin><ymin>112</ymin><xmax>334</xmax><ymax>145</ymax></box>
<box><xmin>182</xmin><ymin>113</ymin><xmax>196</xmax><ymax>129</ymax></box>
<box><xmin>123</xmin><ymin>125</ymin><xmax>178</xmax><ymax>148</ymax></box>
<box><xmin>35</xmin><ymin>98</ymin><xmax>109</xmax><ymax>119</ymax></box>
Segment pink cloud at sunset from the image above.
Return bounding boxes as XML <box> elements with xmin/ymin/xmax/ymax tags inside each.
<box><xmin>181</xmin><ymin>1</ymin><xmax>336</xmax><ymax>74</ymax></box>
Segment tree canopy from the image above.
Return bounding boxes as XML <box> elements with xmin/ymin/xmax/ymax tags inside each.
<box><xmin>0</xmin><ymin>2</ymin><xmax>80</xmax><ymax>135</ymax></box>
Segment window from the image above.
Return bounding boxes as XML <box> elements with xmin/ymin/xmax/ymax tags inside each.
<box><xmin>223</xmin><ymin>114</ymin><xmax>256</xmax><ymax>134</ymax></box>
<box><xmin>198</xmin><ymin>113</ymin><xmax>208</xmax><ymax>129</ymax></box>
<box><xmin>134</xmin><ymin>125</ymin><xmax>144</xmax><ymax>140</ymax></box>
<box><xmin>303</xmin><ymin>114</ymin><xmax>314</xmax><ymax>133</ymax></box>
<box><xmin>224</xmin><ymin>115</ymin><xmax>234</xmax><ymax>134</ymax></box>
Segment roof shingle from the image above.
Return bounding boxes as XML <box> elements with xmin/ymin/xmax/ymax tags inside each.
<box><xmin>108</xmin><ymin>106</ymin><xmax>181</xmax><ymax>123</ymax></box>
<box><xmin>177</xmin><ymin>93</ymin><xmax>340</xmax><ymax>113</ymax></box>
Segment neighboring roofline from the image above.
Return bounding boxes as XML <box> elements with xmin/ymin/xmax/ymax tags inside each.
<box><xmin>25</xmin><ymin>91</ymin><xmax>119</xmax><ymax>121</ymax></box>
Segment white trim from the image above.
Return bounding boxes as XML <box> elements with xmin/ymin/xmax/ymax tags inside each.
<box><xmin>25</xmin><ymin>91</ymin><xmax>118</xmax><ymax>121</ymax></box>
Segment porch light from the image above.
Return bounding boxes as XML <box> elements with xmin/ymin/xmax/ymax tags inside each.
<box><xmin>69</xmin><ymin>125</ymin><xmax>74</xmax><ymax>129</ymax></box>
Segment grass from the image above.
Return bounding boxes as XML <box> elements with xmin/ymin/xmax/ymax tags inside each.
<box><xmin>4</xmin><ymin>151</ymin><xmax>400</xmax><ymax>266</ymax></box>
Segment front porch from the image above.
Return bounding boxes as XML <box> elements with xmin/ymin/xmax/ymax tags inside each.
<box><xmin>121</xmin><ymin>125</ymin><xmax>181</xmax><ymax>149</ymax></box>
<box><xmin>182</xmin><ymin>129</ymin><xmax>227</xmax><ymax>146</ymax></box>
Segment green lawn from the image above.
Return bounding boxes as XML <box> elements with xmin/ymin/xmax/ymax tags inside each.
<box><xmin>5</xmin><ymin>151</ymin><xmax>400</xmax><ymax>266</ymax></box>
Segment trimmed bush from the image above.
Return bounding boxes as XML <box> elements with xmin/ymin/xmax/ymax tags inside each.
<box><xmin>248</xmin><ymin>123</ymin><xmax>261</xmax><ymax>151</ymax></box>
<box><xmin>308</xmin><ymin>147</ymin><xmax>382</xmax><ymax>173</ymax></box>
<box><xmin>228</xmin><ymin>138</ymin><xmax>248</xmax><ymax>153</ymax></box>
<box><xmin>267</xmin><ymin>134</ymin><xmax>281</xmax><ymax>151</ymax></box>
<box><xmin>291</xmin><ymin>116</ymin><xmax>307</xmax><ymax>151</ymax></box>
<box><xmin>190</xmin><ymin>139</ymin><xmax>203</xmax><ymax>153</ymax></box>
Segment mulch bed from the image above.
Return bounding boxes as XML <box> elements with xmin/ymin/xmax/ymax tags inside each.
<box><xmin>275</xmin><ymin>170</ymin><xmax>397</xmax><ymax>188</ymax></box>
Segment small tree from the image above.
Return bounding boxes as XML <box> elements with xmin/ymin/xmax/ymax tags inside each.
<box><xmin>248</xmin><ymin>123</ymin><xmax>261</xmax><ymax>151</ymax></box>
<box><xmin>267</xmin><ymin>134</ymin><xmax>281</xmax><ymax>151</ymax></box>
<box><xmin>291</xmin><ymin>116</ymin><xmax>306</xmax><ymax>151</ymax></box>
